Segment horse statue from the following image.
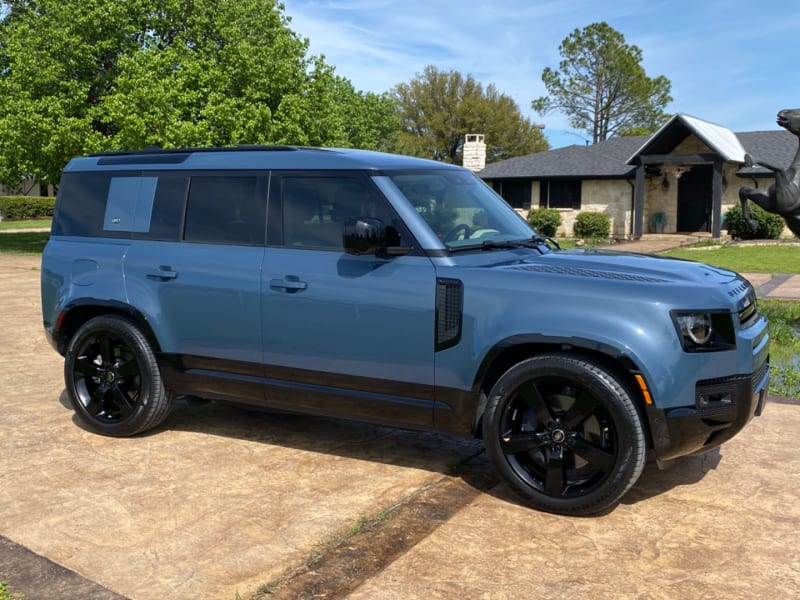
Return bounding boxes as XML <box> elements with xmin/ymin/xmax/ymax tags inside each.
<box><xmin>738</xmin><ymin>108</ymin><xmax>800</xmax><ymax>237</ymax></box>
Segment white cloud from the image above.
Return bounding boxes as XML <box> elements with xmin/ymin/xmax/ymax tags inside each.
<box><xmin>283</xmin><ymin>0</ymin><xmax>799</xmax><ymax>146</ymax></box>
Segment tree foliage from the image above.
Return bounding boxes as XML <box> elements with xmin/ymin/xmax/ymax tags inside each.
<box><xmin>532</xmin><ymin>22</ymin><xmax>672</xmax><ymax>144</ymax></box>
<box><xmin>0</xmin><ymin>0</ymin><xmax>399</xmax><ymax>189</ymax></box>
<box><xmin>392</xmin><ymin>65</ymin><xmax>548</xmax><ymax>165</ymax></box>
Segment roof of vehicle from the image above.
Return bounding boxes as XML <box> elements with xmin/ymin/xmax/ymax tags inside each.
<box><xmin>63</xmin><ymin>146</ymin><xmax>461</xmax><ymax>173</ymax></box>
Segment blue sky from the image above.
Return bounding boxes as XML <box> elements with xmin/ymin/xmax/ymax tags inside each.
<box><xmin>283</xmin><ymin>0</ymin><xmax>800</xmax><ymax>149</ymax></box>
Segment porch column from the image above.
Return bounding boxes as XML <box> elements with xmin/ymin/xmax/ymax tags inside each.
<box><xmin>711</xmin><ymin>158</ymin><xmax>723</xmax><ymax>238</ymax></box>
<box><xmin>633</xmin><ymin>164</ymin><xmax>645</xmax><ymax>238</ymax></box>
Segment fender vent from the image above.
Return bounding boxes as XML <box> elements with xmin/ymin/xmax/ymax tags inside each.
<box><xmin>436</xmin><ymin>278</ymin><xmax>463</xmax><ymax>351</ymax></box>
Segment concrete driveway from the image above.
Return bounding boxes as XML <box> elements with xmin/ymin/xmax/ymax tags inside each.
<box><xmin>1</xmin><ymin>254</ymin><xmax>798</xmax><ymax>599</ymax></box>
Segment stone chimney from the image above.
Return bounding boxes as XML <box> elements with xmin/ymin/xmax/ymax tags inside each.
<box><xmin>462</xmin><ymin>134</ymin><xmax>486</xmax><ymax>172</ymax></box>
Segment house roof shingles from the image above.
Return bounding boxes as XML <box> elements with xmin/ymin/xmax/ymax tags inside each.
<box><xmin>478</xmin><ymin>123</ymin><xmax>797</xmax><ymax>181</ymax></box>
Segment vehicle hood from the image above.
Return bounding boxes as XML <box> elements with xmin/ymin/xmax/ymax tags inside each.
<box><xmin>501</xmin><ymin>248</ymin><xmax>741</xmax><ymax>286</ymax></box>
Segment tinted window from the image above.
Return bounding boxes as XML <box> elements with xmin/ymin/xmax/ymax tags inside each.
<box><xmin>133</xmin><ymin>175</ymin><xmax>187</xmax><ymax>241</ymax></box>
<box><xmin>280</xmin><ymin>176</ymin><xmax>398</xmax><ymax>250</ymax></box>
<box><xmin>184</xmin><ymin>176</ymin><xmax>265</xmax><ymax>245</ymax></box>
<box><xmin>52</xmin><ymin>172</ymin><xmax>123</xmax><ymax>237</ymax></box>
<box><xmin>54</xmin><ymin>172</ymin><xmax>191</xmax><ymax>240</ymax></box>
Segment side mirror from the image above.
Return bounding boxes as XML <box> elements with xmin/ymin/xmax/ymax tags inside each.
<box><xmin>343</xmin><ymin>218</ymin><xmax>386</xmax><ymax>255</ymax></box>
<box><xmin>343</xmin><ymin>218</ymin><xmax>412</xmax><ymax>256</ymax></box>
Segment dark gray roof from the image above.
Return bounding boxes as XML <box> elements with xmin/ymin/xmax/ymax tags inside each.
<box><xmin>478</xmin><ymin>136</ymin><xmax>646</xmax><ymax>179</ymax></box>
<box><xmin>736</xmin><ymin>130</ymin><xmax>797</xmax><ymax>176</ymax></box>
<box><xmin>479</xmin><ymin>129</ymin><xmax>796</xmax><ymax>180</ymax></box>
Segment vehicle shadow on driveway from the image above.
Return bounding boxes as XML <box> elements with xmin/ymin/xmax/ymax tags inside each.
<box><xmin>58</xmin><ymin>391</ymin><xmax>718</xmax><ymax>513</ymax></box>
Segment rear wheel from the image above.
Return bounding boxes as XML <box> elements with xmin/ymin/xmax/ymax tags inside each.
<box><xmin>482</xmin><ymin>354</ymin><xmax>646</xmax><ymax>515</ymax></box>
<box><xmin>64</xmin><ymin>315</ymin><xmax>173</xmax><ymax>437</ymax></box>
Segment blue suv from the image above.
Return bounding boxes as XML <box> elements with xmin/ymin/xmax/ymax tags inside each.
<box><xmin>41</xmin><ymin>146</ymin><xmax>770</xmax><ymax>515</ymax></box>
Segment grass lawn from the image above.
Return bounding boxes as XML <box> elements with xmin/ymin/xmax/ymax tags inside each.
<box><xmin>760</xmin><ymin>300</ymin><xmax>800</xmax><ymax>397</ymax></box>
<box><xmin>0</xmin><ymin>231</ymin><xmax>49</xmax><ymax>254</ymax></box>
<box><xmin>0</xmin><ymin>218</ymin><xmax>51</xmax><ymax>231</ymax></box>
<box><xmin>661</xmin><ymin>244</ymin><xmax>800</xmax><ymax>274</ymax></box>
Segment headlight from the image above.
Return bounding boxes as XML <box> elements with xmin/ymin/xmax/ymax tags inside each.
<box><xmin>676</xmin><ymin>313</ymin><xmax>712</xmax><ymax>345</ymax></box>
<box><xmin>671</xmin><ymin>311</ymin><xmax>735</xmax><ymax>352</ymax></box>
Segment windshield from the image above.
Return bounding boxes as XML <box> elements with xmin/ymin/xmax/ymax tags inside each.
<box><xmin>385</xmin><ymin>169</ymin><xmax>539</xmax><ymax>250</ymax></box>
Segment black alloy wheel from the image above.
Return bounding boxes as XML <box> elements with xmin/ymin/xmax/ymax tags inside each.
<box><xmin>64</xmin><ymin>316</ymin><xmax>173</xmax><ymax>437</ymax></box>
<box><xmin>483</xmin><ymin>354</ymin><xmax>646</xmax><ymax>516</ymax></box>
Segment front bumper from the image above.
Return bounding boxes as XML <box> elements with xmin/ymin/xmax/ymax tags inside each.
<box><xmin>647</xmin><ymin>361</ymin><xmax>770</xmax><ymax>461</ymax></box>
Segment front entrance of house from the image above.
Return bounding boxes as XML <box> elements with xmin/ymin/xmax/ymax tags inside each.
<box><xmin>677</xmin><ymin>165</ymin><xmax>712</xmax><ymax>232</ymax></box>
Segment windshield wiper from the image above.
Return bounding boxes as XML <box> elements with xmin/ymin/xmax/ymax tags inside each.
<box><xmin>482</xmin><ymin>236</ymin><xmax>561</xmax><ymax>252</ymax></box>
<box><xmin>448</xmin><ymin>236</ymin><xmax>555</xmax><ymax>253</ymax></box>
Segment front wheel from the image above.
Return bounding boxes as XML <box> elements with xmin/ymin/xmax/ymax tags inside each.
<box><xmin>482</xmin><ymin>354</ymin><xmax>646</xmax><ymax>516</ymax></box>
<box><xmin>64</xmin><ymin>315</ymin><xmax>173</xmax><ymax>437</ymax></box>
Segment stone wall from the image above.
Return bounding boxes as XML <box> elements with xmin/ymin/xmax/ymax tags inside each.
<box><xmin>525</xmin><ymin>179</ymin><xmax>632</xmax><ymax>238</ymax></box>
<box><xmin>513</xmin><ymin>132</ymin><xmax>794</xmax><ymax>239</ymax></box>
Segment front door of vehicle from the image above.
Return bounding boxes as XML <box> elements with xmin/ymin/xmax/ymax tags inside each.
<box><xmin>260</xmin><ymin>173</ymin><xmax>437</xmax><ymax>428</ymax></box>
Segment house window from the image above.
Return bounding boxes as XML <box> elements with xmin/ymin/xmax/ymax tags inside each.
<box><xmin>497</xmin><ymin>181</ymin><xmax>531</xmax><ymax>209</ymax></box>
<box><xmin>540</xmin><ymin>179</ymin><xmax>581</xmax><ymax>210</ymax></box>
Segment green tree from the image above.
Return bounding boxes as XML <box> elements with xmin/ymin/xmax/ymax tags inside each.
<box><xmin>391</xmin><ymin>65</ymin><xmax>548</xmax><ymax>164</ymax></box>
<box><xmin>0</xmin><ymin>0</ymin><xmax>398</xmax><ymax>189</ymax></box>
<box><xmin>532</xmin><ymin>22</ymin><xmax>672</xmax><ymax>144</ymax></box>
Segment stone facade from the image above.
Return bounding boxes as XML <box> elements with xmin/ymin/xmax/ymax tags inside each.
<box><xmin>462</xmin><ymin>134</ymin><xmax>486</xmax><ymax>172</ymax></box>
<box><xmin>525</xmin><ymin>179</ymin><xmax>632</xmax><ymax>238</ymax></box>
<box><xmin>524</xmin><ymin>133</ymin><xmax>789</xmax><ymax>239</ymax></box>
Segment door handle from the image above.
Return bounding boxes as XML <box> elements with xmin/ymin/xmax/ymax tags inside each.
<box><xmin>146</xmin><ymin>266</ymin><xmax>179</xmax><ymax>281</ymax></box>
<box><xmin>270</xmin><ymin>277</ymin><xmax>307</xmax><ymax>292</ymax></box>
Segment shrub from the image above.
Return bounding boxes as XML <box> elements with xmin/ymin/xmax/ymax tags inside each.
<box><xmin>573</xmin><ymin>211</ymin><xmax>610</xmax><ymax>239</ymax></box>
<box><xmin>0</xmin><ymin>195</ymin><xmax>55</xmax><ymax>220</ymax></box>
<box><xmin>723</xmin><ymin>204</ymin><xmax>785</xmax><ymax>240</ymax></box>
<box><xmin>527</xmin><ymin>207</ymin><xmax>562</xmax><ymax>237</ymax></box>
<box><xmin>0</xmin><ymin>580</ymin><xmax>23</xmax><ymax>600</ymax></box>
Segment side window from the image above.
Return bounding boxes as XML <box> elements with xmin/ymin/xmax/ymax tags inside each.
<box><xmin>52</xmin><ymin>172</ymin><xmax>120</xmax><ymax>237</ymax></box>
<box><xmin>280</xmin><ymin>176</ymin><xmax>400</xmax><ymax>250</ymax></box>
<box><xmin>103</xmin><ymin>176</ymin><xmax>157</xmax><ymax>233</ymax></box>
<box><xmin>53</xmin><ymin>172</ymin><xmax>188</xmax><ymax>240</ymax></box>
<box><xmin>184</xmin><ymin>176</ymin><xmax>265</xmax><ymax>245</ymax></box>
<box><xmin>133</xmin><ymin>175</ymin><xmax>187</xmax><ymax>241</ymax></box>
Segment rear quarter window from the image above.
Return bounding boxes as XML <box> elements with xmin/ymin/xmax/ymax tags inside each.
<box><xmin>52</xmin><ymin>172</ymin><xmax>120</xmax><ymax>237</ymax></box>
<box><xmin>52</xmin><ymin>172</ymin><xmax>188</xmax><ymax>241</ymax></box>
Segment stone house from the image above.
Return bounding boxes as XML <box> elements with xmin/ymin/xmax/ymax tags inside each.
<box><xmin>478</xmin><ymin>114</ymin><xmax>797</xmax><ymax>239</ymax></box>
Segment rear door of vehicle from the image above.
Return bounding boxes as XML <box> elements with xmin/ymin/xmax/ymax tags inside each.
<box><xmin>123</xmin><ymin>172</ymin><xmax>268</xmax><ymax>401</ymax></box>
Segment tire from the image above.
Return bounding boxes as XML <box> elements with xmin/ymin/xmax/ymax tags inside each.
<box><xmin>64</xmin><ymin>315</ymin><xmax>173</xmax><ymax>437</ymax></box>
<box><xmin>482</xmin><ymin>353</ymin><xmax>646</xmax><ymax>516</ymax></box>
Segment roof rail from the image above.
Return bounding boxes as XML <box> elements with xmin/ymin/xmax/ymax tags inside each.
<box><xmin>89</xmin><ymin>145</ymin><xmax>300</xmax><ymax>157</ymax></box>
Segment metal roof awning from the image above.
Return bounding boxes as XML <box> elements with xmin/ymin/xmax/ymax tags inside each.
<box><xmin>627</xmin><ymin>114</ymin><xmax>747</xmax><ymax>165</ymax></box>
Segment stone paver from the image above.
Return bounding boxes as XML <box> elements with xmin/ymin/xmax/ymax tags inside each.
<box><xmin>763</xmin><ymin>274</ymin><xmax>800</xmax><ymax>299</ymax></box>
<box><xmin>351</xmin><ymin>400</ymin><xmax>800</xmax><ymax>599</ymax></box>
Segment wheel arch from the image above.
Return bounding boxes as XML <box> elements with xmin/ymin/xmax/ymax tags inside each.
<box><xmin>54</xmin><ymin>300</ymin><xmax>161</xmax><ymax>357</ymax></box>
<box><xmin>470</xmin><ymin>335</ymin><xmax>652</xmax><ymax>442</ymax></box>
